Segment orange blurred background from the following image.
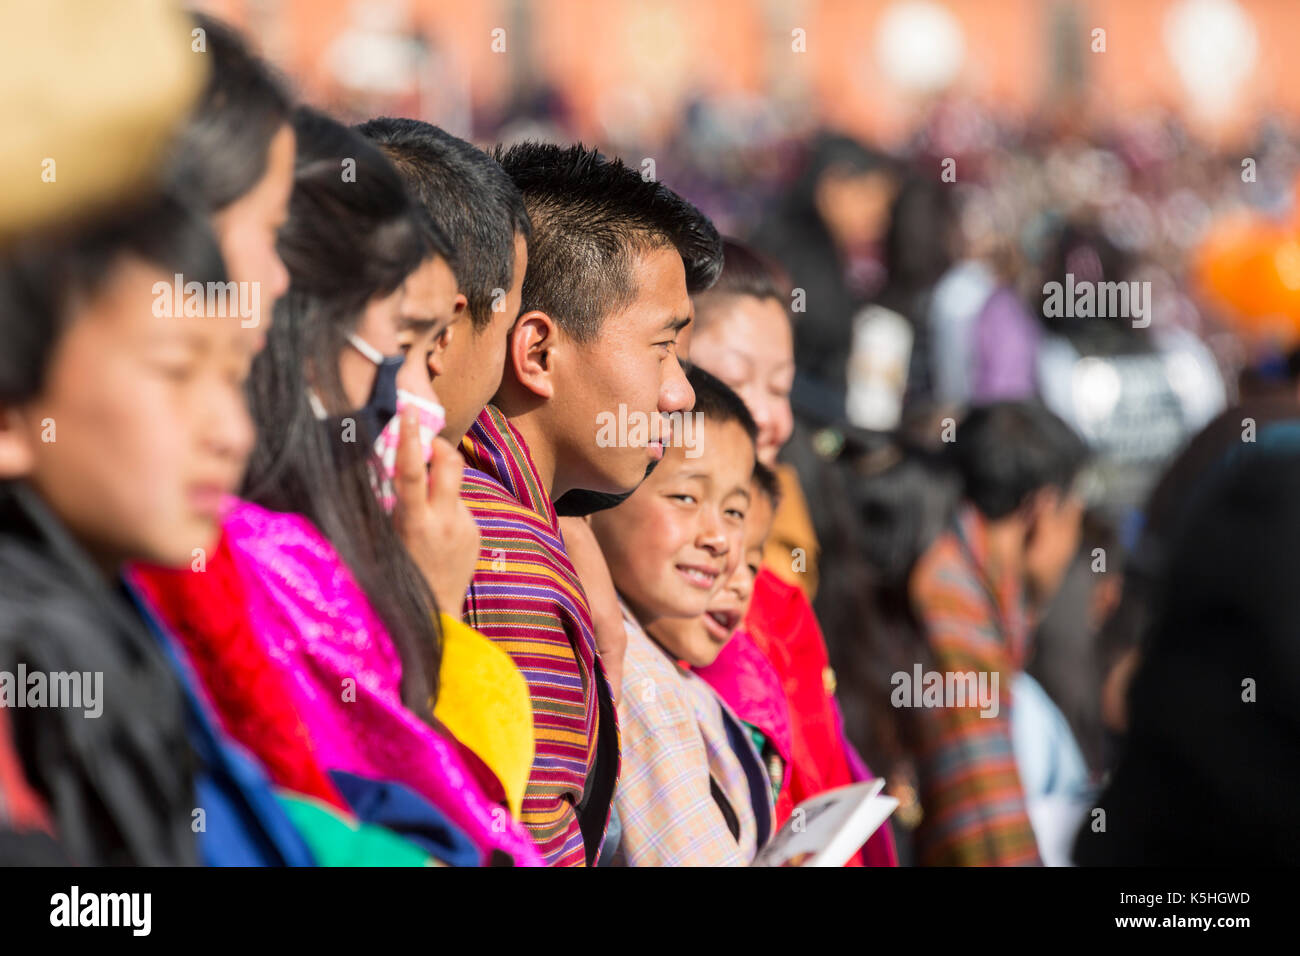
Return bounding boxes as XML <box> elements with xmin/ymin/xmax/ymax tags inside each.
<box><xmin>198</xmin><ymin>0</ymin><xmax>1300</xmax><ymax>147</ymax></box>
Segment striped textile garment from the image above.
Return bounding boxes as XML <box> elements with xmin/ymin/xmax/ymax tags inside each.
<box><xmin>460</xmin><ymin>405</ymin><xmax>619</xmax><ymax>866</ymax></box>
<box><xmin>910</xmin><ymin>504</ymin><xmax>1042</xmax><ymax>866</ymax></box>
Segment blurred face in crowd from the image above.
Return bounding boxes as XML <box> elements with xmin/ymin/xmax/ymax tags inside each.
<box><xmin>688</xmin><ymin>293</ymin><xmax>794</xmax><ymax>468</ymax></box>
<box><xmin>591</xmin><ymin>416</ymin><xmax>754</xmax><ymax>654</ymax></box>
<box><xmin>1023</xmin><ymin>486</ymin><xmax>1086</xmax><ymax>611</ymax></box>
<box><xmin>0</xmin><ymin>256</ymin><xmax>255</xmax><ymax>570</ymax></box>
<box><xmin>395</xmin><ymin>253</ymin><xmax>460</xmax><ymax>403</ymax></box>
<box><xmin>210</xmin><ymin>123</ymin><xmax>295</xmax><ymax>346</ymax></box>
<box><xmin>815</xmin><ymin>167</ymin><xmax>896</xmax><ymax>251</ymax></box>
<box><xmin>435</xmin><ymin>231</ymin><xmax>526</xmax><ymax>442</ymax></box>
<box><xmin>651</xmin><ymin>478</ymin><xmax>773</xmax><ymax>668</ymax></box>
<box><xmin>517</xmin><ymin>244</ymin><xmax>695</xmax><ymax>497</ymax></box>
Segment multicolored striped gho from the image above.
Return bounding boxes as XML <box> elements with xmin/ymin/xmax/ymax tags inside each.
<box><xmin>911</xmin><ymin>504</ymin><xmax>1041</xmax><ymax>866</ymax></box>
<box><xmin>459</xmin><ymin>405</ymin><xmax>619</xmax><ymax>866</ymax></box>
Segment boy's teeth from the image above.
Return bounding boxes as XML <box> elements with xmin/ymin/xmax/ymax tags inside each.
<box><xmin>679</xmin><ymin>566</ymin><xmax>717</xmax><ymax>586</ymax></box>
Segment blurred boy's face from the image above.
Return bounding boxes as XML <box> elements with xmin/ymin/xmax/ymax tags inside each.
<box><xmin>650</xmin><ymin>482</ymin><xmax>774</xmax><ymax>668</ymax></box>
<box><xmin>396</xmin><ymin>254</ymin><xmax>459</xmax><ymax>403</ymax></box>
<box><xmin>4</xmin><ymin>256</ymin><xmax>255</xmax><ymax>570</ymax></box>
<box><xmin>551</xmin><ymin>245</ymin><xmax>695</xmax><ymax>497</ymax></box>
<box><xmin>437</xmin><ymin>231</ymin><xmax>526</xmax><ymax>442</ymax></box>
<box><xmin>212</xmin><ymin>123</ymin><xmax>295</xmax><ymax>347</ymax></box>
<box><xmin>687</xmin><ymin>294</ymin><xmax>794</xmax><ymax>468</ymax></box>
<box><xmin>590</xmin><ymin>416</ymin><xmax>755</xmax><ymax>646</ymax></box>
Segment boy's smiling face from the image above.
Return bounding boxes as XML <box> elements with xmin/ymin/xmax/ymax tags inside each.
<box><xmin>591</xmin><ymin>415</ymin><xmax>755</xmax><ymax>646</ymax></box>
<box><xmin>6</xmin><ymin>256</ymin><xmax>255</xmax><ymax>571</ymax></box>
<box><xmin>650</xmin><ymin>479</ymin><xmax>774</xmax><ymax>668</ymax></box>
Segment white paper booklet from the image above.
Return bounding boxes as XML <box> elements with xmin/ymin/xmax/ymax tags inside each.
<box><xmin>750</xmin><ymin>779</ymin><xmax>898</xmax><ymax>867</ymax></box>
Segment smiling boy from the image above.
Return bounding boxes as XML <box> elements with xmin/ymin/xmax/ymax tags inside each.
<box><xmin>591</xmin><ymin>367</ymin><xmax>774</xmax><ymax>866</ymax></box>
<box><xmin>459</xmin><ymin>142</ymin><xmax>722</xmax><ymax>865</ymax></box>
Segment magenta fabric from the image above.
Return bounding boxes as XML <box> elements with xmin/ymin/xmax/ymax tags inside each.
<box><xmin>695</xmin><ymin>629</ymin><xmax>793</xmax><ymax>766</ymax></box>
<box><xmin>699</xmin><ymin>628</ymin><xmax>899</xmax><ymax>867</ymax></box>
<box><xmin>221</xmin><ymin>498</ymin><xmax>542</xmax><ymax>867</ymax></box>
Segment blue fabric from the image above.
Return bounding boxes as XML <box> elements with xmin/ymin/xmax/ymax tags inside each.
<box><xmin>328</xmin><ymin>770</ymin><xmax>480</xmax><ymax>867</ymax></box>
<box><xmin>719</xmin><ymin>703</ymin><xmax>773</xmax><ymax>850</ymax></box>
<box><xmin>127</xmin><ymin>584</ymin><xmax>317</xmax><ymax>867</ymax></box>
<box><xmin>1010</xmin><ymin>672</ymin><xmax>1090</xmax><ymax>799</ymax></box>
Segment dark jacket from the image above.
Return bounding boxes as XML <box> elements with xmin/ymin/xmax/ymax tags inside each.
<box><xmin>1074</xmin><ymin>437</ymin><xmax>1300</xmax><ymax>866</ymax></box>
<box><xmin>0</xmin><ymin>482</ymin><xmax>198</xmax><ymax>865</ymax></box>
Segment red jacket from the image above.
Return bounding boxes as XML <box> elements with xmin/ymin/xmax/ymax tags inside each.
<box><xmin>745</xmin><ymin>567</ymin><xmax>898</xmax><ymax>866</ymax></box>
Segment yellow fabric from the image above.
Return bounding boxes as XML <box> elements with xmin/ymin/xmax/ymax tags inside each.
<box><xmin>762</xmin><ymin>463</ymin><xmax>821</xmax><ymax>600</ymax></box>
<box><xmin>433</xmin><ymin>614</ymin><xmax>535</xmax><ymax>820</ymax></box>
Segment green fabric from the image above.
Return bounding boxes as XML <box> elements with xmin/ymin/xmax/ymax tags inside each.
<box><xmin>275</xmin><ymin>793</ymin><xmax>436</xmax><ymax>867</ymax></box>
<box><xmin>743</xmin><ymin>721</ymin><xmax>784</xmax><ymax>804</ymax></box>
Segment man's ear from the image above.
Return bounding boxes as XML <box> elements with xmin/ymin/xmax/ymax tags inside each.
<box><xmin>427</xmin><ymin>320</ymin><xmax>457</xmax><ymax>379</ymax></box>
<box><xmin>508</xmin><ymin>309</ymin><xmax>558</xmax><ymax>400</ymax></box>
<box><xmin>0</xmin><ymin>406</ymin><xmax>38</xmax><ymax>480</ymax></box>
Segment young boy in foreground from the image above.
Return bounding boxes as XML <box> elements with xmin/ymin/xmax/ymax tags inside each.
<box><xmin>590</xmin><ymin>367</ymin><xmax>774</xmax><ymax>865</ymax></box>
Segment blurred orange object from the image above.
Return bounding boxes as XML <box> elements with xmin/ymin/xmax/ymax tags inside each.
<box><xmin>1195</xmin><ymin>194</ymin><xmax>1300</xmax><ymax>346</ymax></box>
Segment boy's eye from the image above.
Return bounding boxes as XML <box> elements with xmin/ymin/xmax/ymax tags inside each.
<box><xmin>151</xmin><ymin>359</ymin><xmax>197</xmax><ymax>382</ymax></box>
<box><xmin>725</xmin><ymin>507</ymin><xmax>747</xmax><ymax>522</ymax></box>
<box><xmin>668</xmin><ymin>493</ymin><xmax>696</xmax><ymax>505</ymax></box>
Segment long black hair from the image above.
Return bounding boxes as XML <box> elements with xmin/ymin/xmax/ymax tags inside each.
<box><xmin>241</xmin><ymin>107</ymin><xmax>441</xmax><ymax>711</ymax></box>
<box><xmin>168</xmin><ymin>13</ymin><xmax>292</xmax><ymax>213</ymax></box>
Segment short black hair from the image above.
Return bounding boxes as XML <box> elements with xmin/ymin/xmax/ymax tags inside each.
<box><xmin>948</xmin><ymin>402</ymin><xmax>1088</xmax><ymax>520</ymax></box>
<box><xmin>693</xmin><ymin>236</ymin><xmax>790</xmax><ymax>334</ymax></box>
<box><xmin>493</xmin><ymin>141</ymin><xmax>723</xmax><ymax>341</ymax></box>
<box><xmin>705</xmin><ymin>237</ymin><xmax>789</xmax><ymax>302</ymax></box>
<box><xmin>685</xmin><ymin>363</ymin><xmax>757</xmax><ymax>445</ymax></box>
<box><xmin>751</xmin><ymin>461</ymin><xmax>782</xmax><ymax>508</ymax></box>
<box><xmin>356</xmin><ymin>118</ymin><xmax>529</xmax><ymax>332</ymax></box>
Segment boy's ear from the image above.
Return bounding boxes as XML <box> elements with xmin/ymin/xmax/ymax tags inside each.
<box><xmin>508</xmin><ymin>309</ymin><xmax>558</xmax><ymax>400</ymax></box>
<box><xmin>0</xmin><ymin>406</ymin><xmax>37</xmax><ymax>479</ymax></box>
